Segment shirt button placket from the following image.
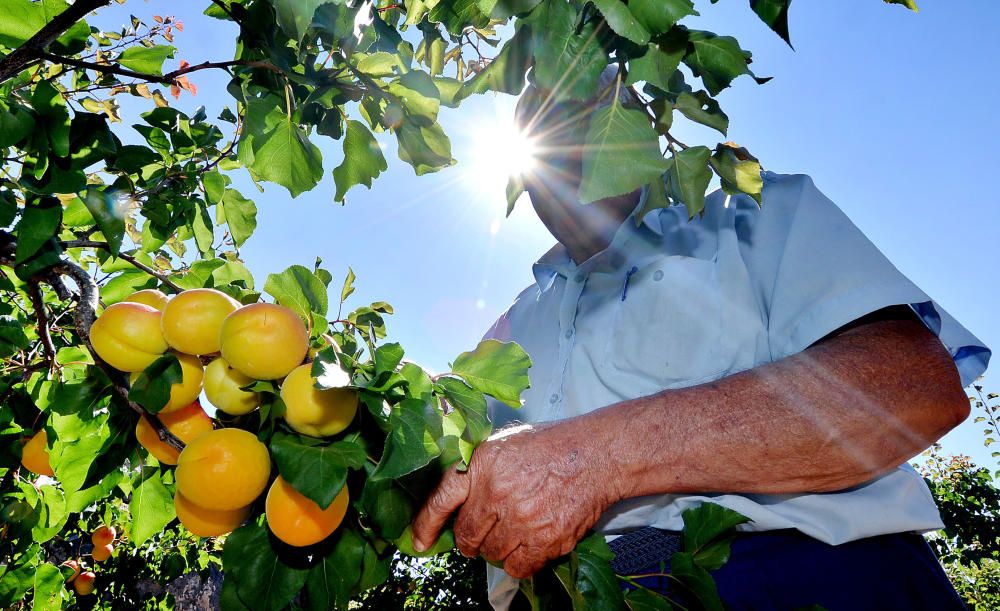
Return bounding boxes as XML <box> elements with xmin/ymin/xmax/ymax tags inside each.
<box><xmin>550</xmin><ymin>272</ymin><xmax>585</xmax><ymax>418</ymax></box>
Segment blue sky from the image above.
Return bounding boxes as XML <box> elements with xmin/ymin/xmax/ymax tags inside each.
<box><xmin>91</xmin><ymin>1</ymin><xmax>1000</xmax><ymax>465</ymax></box>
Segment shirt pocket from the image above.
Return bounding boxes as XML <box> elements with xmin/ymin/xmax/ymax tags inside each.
<box><xmin>601</xmin><ymin>256</ymin><xmax>725</xmax><ymax>388</ymax></box>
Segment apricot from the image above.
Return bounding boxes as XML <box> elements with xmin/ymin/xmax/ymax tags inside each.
<box><xmin>160</xmin><ymin>288</ymin><xmax>240</xmax><ymax>355</ymax></box>
<box><xmin>129</xmin><ymin>351</ymin><xmax>204</xmax><ymax>413</ymax></box>
<box><xmin>175</xmin><ymin>428</ymin><xmax>270</xmax><ymax>511</ymax></box>
<box><xmin>74</xmin><ymin>571</ymin><xmax>96</xmax><ymax>596</ymax></box>
<box><xmin>265</xmin><ymin>476</ymin><xmax>348</xmax><ymax>547</ymax></box>
<box><xmin>20</xmin><ymin>430</ymin><xmax>54</xmax><ymax>477</ymax></box>
<box><xmin>90</xmin><ymin>302</ymin><xmax>168</xmax><ymax>372</ymax></box>
<box><xmin>91</xmin><ymin>543</ymin><xmax>113</xmax><ymax>563</ymax></box>
<box><xmin>280</xmin><ymin>364</ymin><xmax>357</xmax><ymax>438</ymax></box>
<box><xmin>219</xmin><ymin>303</ymin><xmax>308</xmax><ymax>380</ymax></box>
<box><xmin>174</xmin><ymin>491</ymin><xmax>250</xmax><ymax>537</ymax></box>
<box><xmin>124</xmin><ymin>289</ymin><xmax>169</xmax><ymax>311</ymax></box>
<box><xmin>203</xmin><ymin>357</ymin><xmax>260</xmax><ymax>416</ymax></box>
<box><xmin>135</xmin><ymin>402</ymin><xmax>214</xmax><ymax>465</ymax></box>
<box><xmin>91</xmin><ymin>525</ymin><xmax>115</xmax><ymax>547</ymax></box>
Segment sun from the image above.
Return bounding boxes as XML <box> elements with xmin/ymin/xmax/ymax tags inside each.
<box><xmin>464</xmin><ymin>121</ymin><xmax>538</xmax><ymax>187</ymax></box>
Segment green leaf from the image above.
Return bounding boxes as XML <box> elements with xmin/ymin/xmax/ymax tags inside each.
<box><xmin>625</xmin><ymin>588</ymin><xmax>674</xmax><ymax>610</ymax></box>
<box><xmin>220</xmin><ymin>189</ymin><xmax>258</xmax><ymax>247</ymax></box>
<box><xmin>0</xmin><ymin>104</ymin><xmax>35</xmax><ymax>148</ymax></box>
<box><xmin>333</xmin><ymin>120</ymin><xmax>387</xmax><ymax>202</ymax></box>
<box><xmin>579</xmin><ymin>98</ymin><xmax>670</xmax><ymax>204</ymax></box>
<box><xmin>673</xmin><ymin>90</ymin><xmax>729</xmax><ymax>135</ymax></box>
<box><xmin>625</xmin><ymin>35</ymin><xmax>686</xmax><ymax>93</ymax></box>
<box><xmin>634</xmin><ymin>171</ymin><xmax>670</xmax><ymax>224</ymax></box>
<box><xmin>573</xmin><ymin>533</ymin><xmax>626</xmax><ymax>611</ymax></box>
<box><xmin>450</xmin><ymin>339</ymin><xmax>531</xmax><ymax>408</ymax></box>
<box><xmin>683</xmin><ymin>30</ymin><xmax>751</xmax><ymax>95</ymax></box>
<box><xmin>271</xmin><ymin>0</ymin><xmax>336</xmax><ymax>41</ymax></box>
<box><xmin>223</xmin><ymin>521</ymin><xmax>310</xmax><ymax>611</ymax></box>
<box><xmin>304</xmin><ymin>529</ymin><xmax>366</xmax><ymax>610</ymax></box>
<box><xmin>81</xmin><ymin>188</ymin><xmax>126</xmax><ymax>256</ymax></box>
<box><xmin>709</xmin><ymin>144</ymin><xmax>762</xmax><ymax>204</ymax></box>
<box><xmin>264</xmin><ymin>264</ymin><xmax>330</xmax><ymax>319</ymax></box>
<box><xmin>459</xmin><ymin>25</ymin><xmax>533</xmax><ymax>99</ymax></box>
<box><xmin>48</xmin><ymin>379</ymin><xmax>112</xmax><ymax>496</ymax></box>
<box><xmin>669</xmin><ymin>552</ymin><xmax>724</xmax><ymax>611</ymax></box>
<box><xmin>436</xmin><ymin>376</ymin><xmax>491</xmax><ymax>463</ymax></box>
<box><xmin>371</xmin><ymin>399</ymin><xmax>441</xmax><ymax>480</ymax></box>
<box><xmin>129</xmin><ymin>467</ymin><xmax>176</xmax><ymax>546</ymax></box>
<box><xmin>22</xmin><ymin>484</ymin><xmax>67</xmax><ymax>543</ymax></box>
<box><xmin>665</xmin><ymin>145</ymin><xmax>712</xmax><ymax>218</ymax></box>
<box><xmin>14</xmin><ymin>197</ymin><xmax>62</xmax><ymax>262</ymax></box>
<box><xmin>529</xmin><ymin>0</ymin><xmax>607</xmax><ymax>102</ymax></box>
<box><xmin>681</xmin><ymin>502</ymin><xmax>749</xmax><ymax>556</ymax></box>
<box><xmin>0</xmin><ymin>0</ymin><xmax>88</xmax><ymax>50</ymax></box>
<box><xmin>428</xmin><ymin>0</ymin><xmax>490</xmax><ymax>31</ymax></box>
<box><xmin>270</xmin><ymin>431</ymin><xmax>365</xmax><ymax>509</ymax></box>
<box><xmin>117</xmin><ymin>45</ymin><xmax>176</xmax><ymax>75</ymax></box>
<box><xmin>629</xmin><ymin>0</ymin><xmax>696</xmax><ymax>35</ymax></box>
<box><xmin>193</xmin><ymin>200</ymin><xmax>215</xmax><ymax>254</ymax></box>
<box><xmin>250</xmin><ymin>119</ymin><xmax>324</xmax><ymax>198</ymax></box>
<box><xmin>389</xmin><ymin>71</ymin><xmax>442</xmax><ymax>127</ymax></box>
<box><xmin>749</xmin><ymin>0</ymin><xmax>792</xmax><ymax>46</ymax></box>
<box><xmin>340</xmin><ymin>267</ymin><xmax>356</xmax><ymax>303</ymax></box>
<box><xmin>884</xmin><ymin>0</ymin><xmax>918</xmax><ymax>11</ymax></box>
<box><xmin>31</xmin><ymin>563</ymin><xmax>64</xmax><ymax>611</ymax></box>
<box><xmin>396</xmin><ymin>120</ymin><xmax>455</xmax><ymax>175</ymax></box>
<box><xmin>374</xmin><ymin>343</ymin><xmax>404</xmax><ymax>378</ymax></box>
<box><xmin>0</xmin><ymin>315</ymin><xmax>30</xmax><ymax>358</ymax></box>
<box><xmin>32</xmin><ymin>80</ymin><xmax>70</xmax><ymax>158</ymax></box>
<box><xmin>395</xmin><ymin>524</ymin><xmax>455</xmax><ymax>557</ymax></box>
<box><xmin>129</xmin><ymin>353</ymin><xmax>183</xmax><ymax>414</ymax></box>
<box><xmin>591</xmin><ymin>0</ymin><xmax>649</xmax><ymax>45</ymax></box>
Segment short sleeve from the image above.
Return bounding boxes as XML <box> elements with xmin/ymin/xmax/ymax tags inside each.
<box><xmin>739</xmin><ymin>172</ymin><xmax>990</xmax><ymax>387</ymax></box>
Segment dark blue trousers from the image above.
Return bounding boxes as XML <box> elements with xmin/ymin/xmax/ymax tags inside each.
<box><xmin>620</xmin><ymin>530</ymin><xmax>966</xmax><ymax>610</ymax></box>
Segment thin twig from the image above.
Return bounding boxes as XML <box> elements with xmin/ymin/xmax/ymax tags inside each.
<box><xmin>36</xmin><ymin>52</ymin><xmax>283</xmax><ymax>86</ymax></box>
<box><xmin>61</xmin><ymin>240</ymin><xmax>182</xmax><ymax>293</ymax></box>
<box><xmin>25</xmin><ymin>281</ymin><xmax>56</xmax><ymax>367</ymax></box>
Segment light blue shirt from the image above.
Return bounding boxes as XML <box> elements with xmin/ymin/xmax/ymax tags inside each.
<box><xmin>483</xmin><ymin>172</ymin><xmax>991</xmax><ymax>609</ymax></box>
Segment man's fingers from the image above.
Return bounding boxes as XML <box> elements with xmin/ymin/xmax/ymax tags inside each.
<box><xmin>411</xmin><ymin>467</ymin><xmax>470</xmax><ymax>552</ymax></box>
<box><xmin>503</xmin><ymin>546</ymin><xmax>548</xmax><ymax>580</ymax></box>
<box><xmin>454</xmin><ymin>501</ymin><xmax>498</xmax><ymax>558</ymax></box>
<box><xmin>478</xmin><ymin>524</ymin><xmax>521</xmax><ymax>564</ymax></box>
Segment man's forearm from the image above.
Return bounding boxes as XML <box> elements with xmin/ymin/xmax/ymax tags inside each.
<box><xmin>570</xmin><ymin>319</ymin><xmax>969</xmax><ymax>501</ymax></box>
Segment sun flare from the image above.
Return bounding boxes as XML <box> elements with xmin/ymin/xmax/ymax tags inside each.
<box><xmin>465</xmin><ymin>123</ymin><xmax>538</xmax><ymax>186</ymax></box>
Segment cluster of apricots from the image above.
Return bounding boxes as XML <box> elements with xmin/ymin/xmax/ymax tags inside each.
<box><xmin>79</xmin><ymin>288</ymin><xmax>358</xmax><ymax>545</ymax></box>
<box><xmin>57</xmin><ymin>525</ymin><xmax>116</xmax><ymax>597</ymax></box>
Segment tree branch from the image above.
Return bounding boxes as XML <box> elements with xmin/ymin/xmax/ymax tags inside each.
<box><xmin>25</xmin><ymin>281</ymin><xmax>55</xmax><ymax>366</ymax></box>
<box><xmin>0</xmin><ymin>0</ymin><xmax>112</xmax><ymax>84</ymax></box>
<box><xmin>36</xmin><ymin>52</ymin><xmax>283</xmax><ymax>86</ymax></box>
<box><xmin>61</xmin><ymin>240</ymin><xmax>182</xmax><ymax>293</ymax></box>
<box><xmin>52</xmin><ymin>258</ymin><xmax>185</xmax><ymax>452</ymax></box>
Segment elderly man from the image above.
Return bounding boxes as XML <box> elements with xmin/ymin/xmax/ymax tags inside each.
<box><xmin>411</xmin><ymin>72</ymin><xmax>991</xmax><ymax>609</ymax></box>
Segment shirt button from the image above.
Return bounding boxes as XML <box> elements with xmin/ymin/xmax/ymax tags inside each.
<box><xmin>564</xmin><ymin>329</ymin><xmax>574</xmax><ymax>339</ymax></box>
<box><xmin>653</xmin><ymin>270</ymin><xmax>664</xmax><ymax>281</ymax></box>
<box><xmin>549</xmin><ymin>394</ymin><xmax>560</xmax><ymax>404</ymax></box>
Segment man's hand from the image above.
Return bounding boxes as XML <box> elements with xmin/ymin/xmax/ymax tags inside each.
<box><xmin>410</xmin><ymin>422</ymin><xmax>621</xmax><ymax>579</ymax></box>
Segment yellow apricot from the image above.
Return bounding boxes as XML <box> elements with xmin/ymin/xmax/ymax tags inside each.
<box><xmin>91</xmin><ymin>525</ymin><xmax>116</xmax><ymax>547</ymax></box>
<box><xmin>135</xmin><ymin>402</ymin><xmax>215</xmax><ymax>465</ymax></box>
<box><xmin>174</xmin><ymin>491</ymin><xmax>250</xmax><ymax>537</ymax></box>
<box><xmin>265</xmin><ymin>476</ymin><xmax>348</xmax><ymax>547</ymax></box>
<box><xmin>129</xmin><ymin>351</ymin><xmax>204</xmax><ymax>413</ymax></box>
<box><xmin>160</xmin><ymin>288</ymin><xmax>240</xmax><ymax>355</ymax></box>
<box><xmin>279</xmin><ymin>364</ymin><xmax>357</xmax><ymax>438</ymax></box>
<box><xmin>90</xmin><ymin>302</ymin><xmax>168</xmax><ymax>372</ymax></box>
<box><xmin>203</xmin><ymin>357</ymin><xmax>260</xmax><ymax>416</ymax></box>
<box><xmin>219</xmin><ymin>303</ymin><xmax>308</xmax><ymax>380</ymax></box>
<box><xmin>74</xmin><ymin>572</ymin><xmax>96</xmax><ymax>596</ymax></box>
<box><xmin>91</xmin><ymin>543</ymin><xmax>113</xmax><ymax>562</ymax></box>
<box><xmin>20</xmin><ymin>430</ymin><xmax>54</xmax><ymax>477</ymax></box>
<box><xmin>175</xmin><ymin>428</ymin><xmax>270</xmax><ymax>511</ymax></box>
<box><xmin>124</xmin><ymin>289</ymin><xmax>169</xmax><ymax>311</ymax></box>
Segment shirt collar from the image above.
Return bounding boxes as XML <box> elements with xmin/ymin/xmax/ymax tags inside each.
<box><xmin>530</xmin><ymin>198</ymin><xmax>660</xmax><ymax>291</ymax></box>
